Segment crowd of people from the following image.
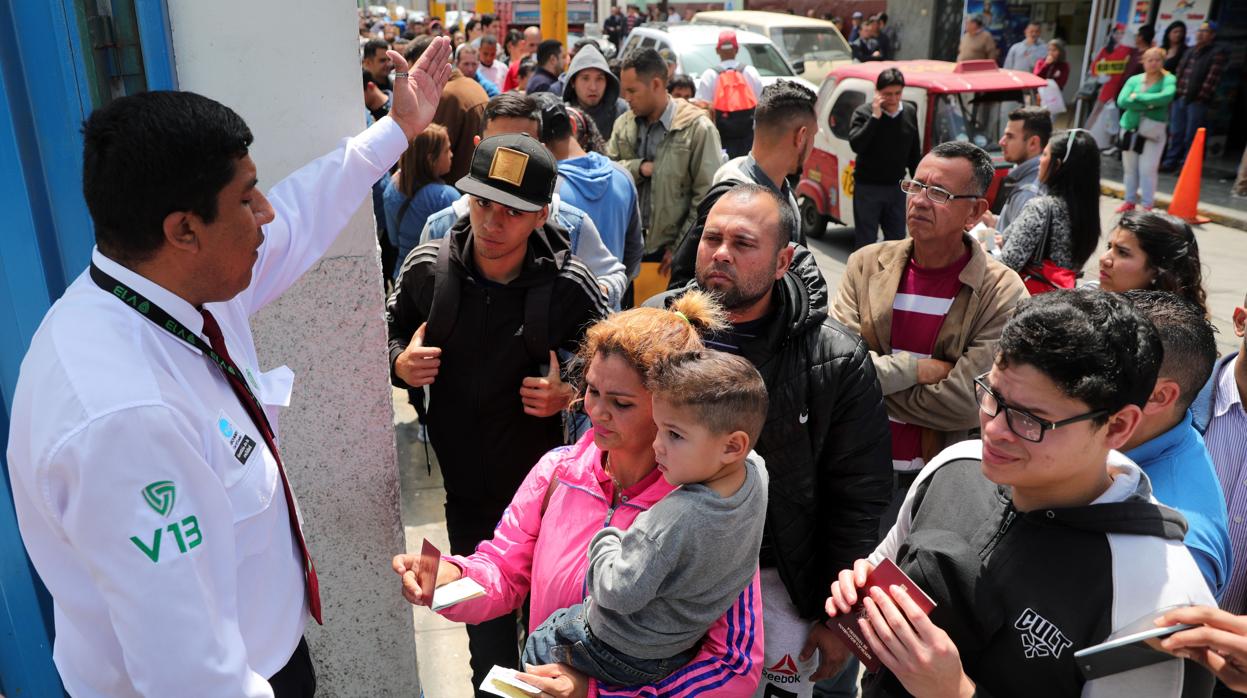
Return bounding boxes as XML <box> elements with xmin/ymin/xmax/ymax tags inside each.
<box><xmin>7</xmin><ymin>8</ymin><xmax>1247</xmax><ymax>698</ymax></box>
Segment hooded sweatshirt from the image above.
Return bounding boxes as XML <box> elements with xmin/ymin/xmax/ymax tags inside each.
<box><xmin>563</xmin><ymin>45</ymin><xmax>629</xmax><ymax>140</ymax></box>
<box><xmin>558</xmin><ymin>152</ymin><xmax>643</xmax><ymax>279</ymax></box>
<box><xmin>866</xmin><ymin>439</ymin><xmax>1215</xmax><ymax>698</ymax></box>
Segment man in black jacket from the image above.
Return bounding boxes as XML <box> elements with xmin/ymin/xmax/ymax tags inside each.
<box><xmin>387</xmin><ymin>133</ymin><xmax>608</xmax><ymax>695</ymax></box>
<box><xmin>848</xmin><ymin>68</ymin><xmax>921</xmax><ymax>250</ymax></box>
<box><xmin>646</xmin><ymin>183</ymin><xmax>892</xmax><ymax>697</ymax></box>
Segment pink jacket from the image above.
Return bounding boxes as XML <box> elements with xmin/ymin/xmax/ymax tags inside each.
<box><xmin>442</xmin><ymin>429</ymin><xmax>764</xmax><ymax>696</ymax></box>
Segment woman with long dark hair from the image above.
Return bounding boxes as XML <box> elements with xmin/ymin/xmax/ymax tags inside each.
<box><xmin>1161</xmin><ymin>21</ymin><xmax>1188</xmax><ymax>74</ymax></box>
<box><xmin>998</xmin><ymin>128</ymin><xmax>1102</xmax><ymax>275</ymax></box>
<box><xmin>382</xmin><ymin>122</ymin><xmax>458</xmax><ymax>277</ymax></box>
<box><xmin>1098</xmin><ymin>209</ymin><xmax>1207</xmax><ymax>314</ymax></box>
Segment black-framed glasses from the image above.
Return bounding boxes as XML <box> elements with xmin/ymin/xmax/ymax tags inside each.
<box><xmin>973</xmin><ymin>373</ymin><xmax>1108</xmax><ymax>443</ymax></box>
<box><xmin>899</xmin><ymin>178</ymin><xmax>983</xmax><ymax>205</ymax></box>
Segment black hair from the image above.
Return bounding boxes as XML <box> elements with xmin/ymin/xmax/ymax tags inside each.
<box><xmin>480</xmin><ymin>35</ymin><xmax>498</xmax><ymax>48</ymax></box>
<box><xmin>573</xmin><ymin>38</ymin><xmax>598</xmax><ymax>54</ymax></box>
<box><xmin>505</xmin><ymin>28</ymin><xmax>523</xmax><ymax>48</ymax></box>
<box><xmin>567</xmin><ymin>106</ymin><xmax>607</xmax><ymax>153</ymax></box>
<box><xmin>532</xmin><ymin>93</ymin><xmax>572</xmax><ymax>142</ymax></box>
<box><xmin>1121</xmin><ymin>290</ymin><xmax>1215</xmax><ymax>413</ymax></box>
<box><xmin>536</xmin><ymin>39</ymin><xmax>563</xmax><ymax>68</ymax></box>
<box><xmin>82</xmin><ymin>91</ymin><xmax>253</xmax><ymax>265</ymax></box>
<box><xmin>405</xmin><ymin>35</ymin><xmax>433</xmax><ymax>63</ymax></box>
<box><xmin>755</xmin><ymin>80</ymin><xmax>817</xmax><ymax>133</ymax></box>
<box><xmin>929</xmin><ymin>141</ymin><xmax>994</xmax><ymax>196</ymax></box>
<box><xmin>1008</xmin><ymin>106</ymin><xmax>1053</xmax><ymax>148</ymax></box>
<box><xmin>997</xmin><ymin>290</ymin><xmax>1162</xmax><ymax>420</ymax></box>
<box><xmin>465</xmin><ymin>18</ymin><xmax>479</xmax><ymax>32</ymax></box>
<box><xmin>879</xmin><ymin>12</ymin><xmax>889</xmax><ymax>23</ymax></box>
<box><xmin>968</xmin><ymin>14</ymin><xmax>984</xmax><ymax>27</ymax></box>
<box><xmin>1161</xmin><ymin>21</ymin><xmax>1187</xmax><ymax>50</ymax></box>
<box><xmin>1137</xmin><ymin>25</ymin><xmax>1155</xmax><ymax>45</ymax></box>
<box><xmin>517</xmin><ymin>57</ymin><xmax>538</xmax><ymax>81</ymax></box>
<box><xmin>722</xmin><ymin>183</ymin><xmax>797</xmax><ymax>251</ymax></box>
<box><xmin>363</xmin><ymin>38</ymin><xmax>390</xmax><ymax>59</ymax></box>
<box><xmin>1044</xmin><ymin>129</ymin><xmax>1102</xmax><ymax>269</ymax></box>
<box><xmin>876</xmin><ymin>68</ymin><xmax>905</xmax><ymax>90</ymax></box>
<box><xmin>480</xmin><ymin>13</ymin><xmax>495</xmax><ymax>27</ymax></box>
<box><xmin>620</xmin><ymin>47</ymin><xmax>668</xmax><ymax>82</ymax></box>
<box><xmin>1115</xmin><ymin>210</ymin><xmax>1207</xmax><ymax>314</ymax></box>
<box><xmin>667</xmin><ymin>73</ymin><xmax>696</xmax><ymax>95</ymax></box>
<box><xmin>483</xmin><ymin>92</ymin><xmax>540</xmax><ymax>128</ymax></box>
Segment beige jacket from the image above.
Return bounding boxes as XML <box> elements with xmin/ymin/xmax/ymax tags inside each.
<box><xmin>831</xmin><ymin>235</ymin><xmax>1028</xmax><ymax>455</ymax></box>
<box><xmin>607</xmin><ymin>97</ymin><xmax>722</xmax><ymax>254</ymax></box>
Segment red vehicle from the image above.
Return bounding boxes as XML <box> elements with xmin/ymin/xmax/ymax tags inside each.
<box><xmin>797</xmin><ymin>59</ymin><xmax>1047</xmax><ymax>238</ymax></box>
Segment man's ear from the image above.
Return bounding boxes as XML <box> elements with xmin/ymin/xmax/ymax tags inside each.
<box><xmin>1233</xmin><ymin>306</ymin><xmax>1246</xmax><ymax>338</ymax></box>
<box><xmin>1104</xmin><ymin>404</ymin><xmax>1144</xmax><ymax>452</ymax></box>
<box><xmin>965</xmin><ymin>198</ymin><xmax>990</xmax><ymax>231</ymax></box>
<box><xmin>161</xmin><ymin>211</ymin><xmax>199</xmax><ymax>252</ymax></box>
<box><xmin>775</xmin><ymin>244</ymin><xmax>795</xmax><ymax>280</ymax></box>
<box><xmin>474</xmin><ymin>135</ymin><xmax>482</xmax><ymax>147</ymax></box>
<box><xmin>1143</xmin><ymin>378</ymin><xmax>1182</xmax><ymax>416</ymax></box>
<box><xmin>534</xmin><ymin>204</ymin><xmax>550</xmax><ymax>230</ymax></box>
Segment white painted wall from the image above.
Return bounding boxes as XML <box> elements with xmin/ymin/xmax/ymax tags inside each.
<box><xmin>165</xmin><ymin>1</ymin><xmax>419</xmax><ymax>695</ymax></box>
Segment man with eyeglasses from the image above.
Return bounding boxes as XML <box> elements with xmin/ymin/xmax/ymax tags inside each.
<box><xmin>825</xmin><ymin>290</ymin><xmax>1216</xmax><ymax>697</ymax></box>
<box><xmin>832</xmin><ymin>141</ymin><xmax>1027</xmax><ymax>535</ymax></box>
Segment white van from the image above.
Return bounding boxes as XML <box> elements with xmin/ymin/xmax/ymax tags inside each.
<box><xmin>691</xmin><ymin>11</ymin><xmax>852</xmax><ymax>87</ymax></box>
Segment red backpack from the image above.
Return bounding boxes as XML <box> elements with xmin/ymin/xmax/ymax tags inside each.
<box><xmin>712</xmin><ymin>67</ymin><xmax>757</xmax><ymax>144</ymax></box>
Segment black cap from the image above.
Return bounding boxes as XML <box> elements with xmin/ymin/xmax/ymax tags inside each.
<box><xmin>456</xmin><ymin>133</ymin><xmax>557</xmax><ymax>212</ymax></box>
<box><xmin>531</xmin><ymin>92</ymin><xmax>572</xmax><ymax>143</ymax></box>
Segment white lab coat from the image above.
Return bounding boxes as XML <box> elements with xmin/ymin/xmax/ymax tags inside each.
<box><xmin>5</xmin><ymin>117</ymin><xmax>409</xmax><ymax>696</ymax></box>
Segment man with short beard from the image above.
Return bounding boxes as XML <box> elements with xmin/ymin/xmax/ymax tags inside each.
<box><xmin>646</xmin><ymin>184</ymin><xmax>892</xmax><ymax>698</ymax></box>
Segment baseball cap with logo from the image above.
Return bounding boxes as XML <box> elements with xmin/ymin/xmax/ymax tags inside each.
<box><xmin>717</xmin><ymin>30</ymin><xmax>739</xmax><ymax>51</ymax></box>
<box><xmin>456</xmin><ymin>133</ymin><xmax>557</xmax><ymax>212</ymax></box>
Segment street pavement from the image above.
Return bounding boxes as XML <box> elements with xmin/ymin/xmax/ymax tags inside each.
<box><xmin>395</xmin><ymin>194</ymin><xmax>1245</xmax><ymax>697</ymax></box>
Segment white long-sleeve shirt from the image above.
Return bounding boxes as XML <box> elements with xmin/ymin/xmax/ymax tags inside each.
<box><xmin>6</xmin><ymin>116</ymin><xmax>409</xmax><ymax>697</ymax></box>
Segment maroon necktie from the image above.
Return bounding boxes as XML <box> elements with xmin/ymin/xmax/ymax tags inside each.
<box><xmin>200</xmin><ymin>309</ymin><xmax>324</xmax><ymax>625</ymax></box>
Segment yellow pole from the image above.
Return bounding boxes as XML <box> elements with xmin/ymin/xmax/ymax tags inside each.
<box><xmin>541</xmin><ymin>0</ymin><xmax>567</xmax><ymax>48</ymax></box>
<box><xmin>476</xmin><ymin>0</ymin><xmax>494</xmax><ymax>15</ymax></box>
<box><xmin>430</xmin><ymin>0</ymin><xmax>446</xmax><ymax>23</ymax></box>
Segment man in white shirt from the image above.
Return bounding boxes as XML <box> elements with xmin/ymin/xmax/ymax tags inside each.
<box><xmin>1003</xmin><ymin>23</ymin><xmax>1046</xmax><ymax>72</ymax></box>
<box><xmin>477</xmin><ymin>35</ymin><xmax>508</xmax><ymax>89</ymax></box>
<box><xmin>5</xmin><ymin>39</ymin><xmax>451</xmax><ymax>698</ymax></box>
<box><xmin>695</xmin><ymin>30</ymin><xmax>764</xmax><ymax>105</ymax></box>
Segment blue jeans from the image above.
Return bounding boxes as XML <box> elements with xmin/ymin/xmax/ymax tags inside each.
<box><xmin>1162</xmin><ymin>97</ymin><xmax>1209</xmax><ymax>169</ymax></box>
<box><xmin>522</xmin><ymin>601</ymin><xmax>696</xmax><ymax>687</ymax></box>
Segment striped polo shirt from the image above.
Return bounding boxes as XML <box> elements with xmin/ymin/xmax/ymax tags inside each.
<box><xmin>889</xmin><ymin>250</ymin><xmax>970</xmax><ymax>471</ymax></box>
<box><xmin>1207</xmin><ymin>354</ymin><xmax>1247</xmax><ymax>613</ymax></box>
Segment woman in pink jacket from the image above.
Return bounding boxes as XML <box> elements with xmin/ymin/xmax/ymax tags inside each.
<box><xmin>394</xmin><ymin>291</ymin><xmax>765</xmax><ymax>697</ymax></box>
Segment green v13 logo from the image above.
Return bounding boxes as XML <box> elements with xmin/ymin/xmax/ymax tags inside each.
<box><xmin>131</xmin><ymin>481</ymin><xmax>202</xmax><ymax>562</ymax></box>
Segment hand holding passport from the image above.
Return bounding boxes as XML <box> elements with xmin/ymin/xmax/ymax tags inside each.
<box><xmin>825</xmin><ymin>558</ymin><xmax>937</xmax><ymax>672</ymax></box>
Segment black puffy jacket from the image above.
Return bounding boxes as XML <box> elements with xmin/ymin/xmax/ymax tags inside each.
<box><xmin>647</xmin><ymin>246</ymin><xmax>893</xmax><ymax>617</ymax></box>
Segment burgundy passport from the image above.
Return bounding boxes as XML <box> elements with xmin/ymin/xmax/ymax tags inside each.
<box><xmin>826</xmin><ymin>558</ymin><xmax>937</xmax><ymax>672</ymax></box>
<box><xmin>417</xmin><ymin>539</ymin><xmax>441</xmax><ymax>608</ymax></box>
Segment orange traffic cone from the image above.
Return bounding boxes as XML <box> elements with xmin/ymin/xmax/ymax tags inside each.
<box><xmin>1168</xmin><ymin>127</ymin><xmax>1211</xmax><ymax>225</ymax></box>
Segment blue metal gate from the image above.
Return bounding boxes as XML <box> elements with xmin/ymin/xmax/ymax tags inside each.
<box><xmin>0</xmin><ymin>0</ymin><xmax>173</xmax><ymax>693</ymax></box>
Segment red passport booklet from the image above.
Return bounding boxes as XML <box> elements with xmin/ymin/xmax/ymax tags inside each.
<box><xmin>416</xmin><ymin>539</ymin><xmax>440</xmax><ymax>608</ymax></box>
<box><xmin>826</xmin><ymin>558</ymin><xmax>937</xmax><ymax>672</ymax></box>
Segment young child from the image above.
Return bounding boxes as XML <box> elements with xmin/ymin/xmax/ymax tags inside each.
<box><xmin>521</xmin><ymin>349</ymin><xmax>770</xmax><ymax>686</ymax></box>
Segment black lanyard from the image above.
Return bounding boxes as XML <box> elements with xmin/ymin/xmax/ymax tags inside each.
<box><xmin>88</xmin><ymin>263</ymin><xmax>268</xmax><ymax>426</ymax></box>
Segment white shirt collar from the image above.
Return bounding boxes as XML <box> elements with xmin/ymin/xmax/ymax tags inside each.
<box><xmin>1215</xmin><ymin>354</ymin><xmax>1243</xmax><ymax>418</ymax></box>
<box><xmin>91</xmin><ymin>248</ymin><xmax>206</xmax><ymax>351</ymax></box>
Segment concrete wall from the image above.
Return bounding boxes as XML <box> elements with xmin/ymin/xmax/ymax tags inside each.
<box><xmin>889</xmin><ymin>0</ymin><xmax>963</xmax><ymax>61</ymax></box>
<box><xmin>166</xmin><ymin>2</ymin><xmax>419</xmax><ymax>695</ymax></box>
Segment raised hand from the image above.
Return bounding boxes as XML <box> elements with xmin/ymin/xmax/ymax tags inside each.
<box><xmin>520</xmin><ymin>351</ymin><xmax>574</xmax><ymax>418</ymax></box>
<box><xmin>395</xmin><ymin>322</ymin><xmax>441</xmax><ymax>387</ymax></box>
<box><xmin>387</xmin><ymin>37</ymin><xmax>453</xmax><ymax>140</ymax></box>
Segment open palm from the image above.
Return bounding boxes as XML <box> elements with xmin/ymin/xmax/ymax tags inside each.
<box><xmin>387</xmin><ymin>37</ymin><xmax>452</xmax><ymax>140</ymax></box>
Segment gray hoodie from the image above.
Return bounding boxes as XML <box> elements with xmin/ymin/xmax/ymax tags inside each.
<box><xmin>562</xmin><ymin>45</ymin><xmax>629</xmax><ymax>140</ymax></box>
<box><xmin>585</xmin><ymin>454</ymin><xmax>769</xmax><ymax>659</ymax></box>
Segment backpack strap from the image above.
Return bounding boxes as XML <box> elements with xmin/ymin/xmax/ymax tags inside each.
<box><xmin>423</xmin><ymin>231</ymin><xmax>461</xmax><ymax>347</ymax></box>
<box><xmin>524</xmin><ymin>279</ymin><xmax>555</xmax><ymax>371</ymax></box>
